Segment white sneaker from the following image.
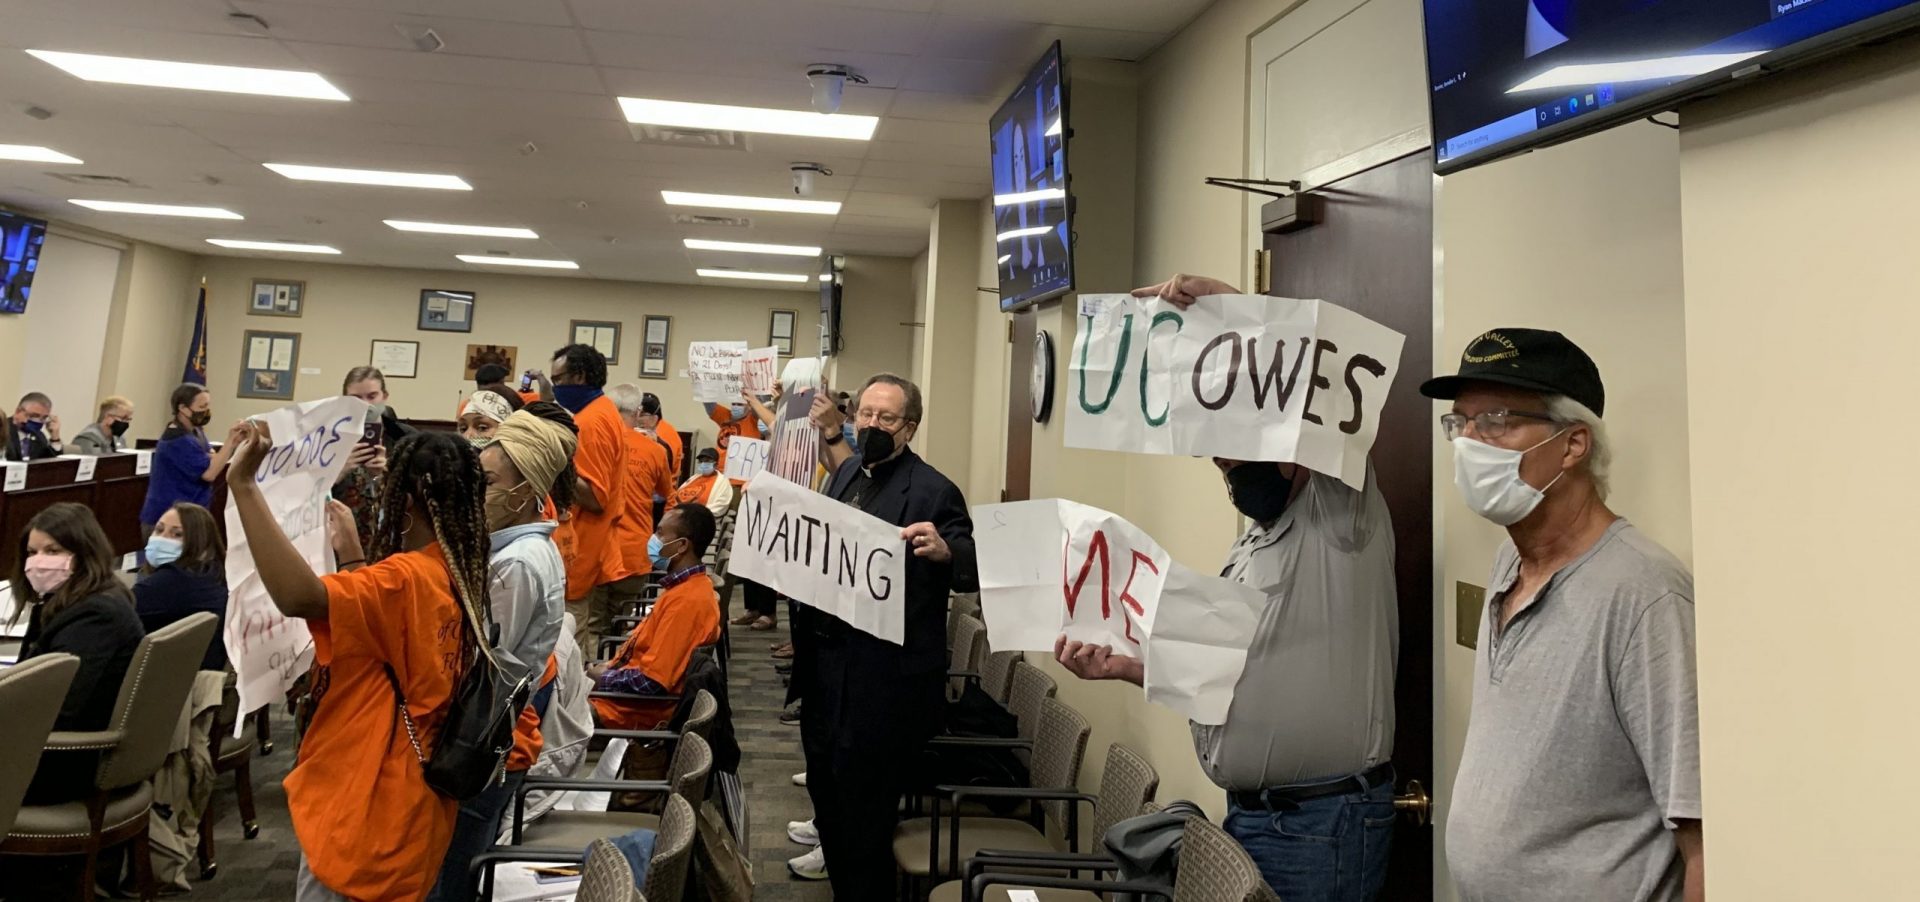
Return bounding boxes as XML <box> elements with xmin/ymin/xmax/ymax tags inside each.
<box><xmin>787</xmin><ymin>818</ymin><xmax>820</xmax><ymax>846</ymax></box>
<box><xmin>791</xmin><ymin>771</ymin><xmax>808</xmax><ymax>787</ymax></box>
<box><xmin>787</xmin><ymin>845</ymin><xmax>828</xmax><ymax>881</ymax></box>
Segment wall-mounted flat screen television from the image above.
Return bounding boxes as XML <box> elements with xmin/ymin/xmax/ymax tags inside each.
<box><xmin>990</xmin><ymin>41</ymin><xmax>1073</xmax><ymax>312</ymax></box>
<box><xmin>1426</xmin><ymin>0</ymin><xmax>1920</xmax><ymax>173</ymax></box>
<box><xmin>0</xmin><ymin>211</ymin><xmax>49</xmax><ymax>315</ymax></box>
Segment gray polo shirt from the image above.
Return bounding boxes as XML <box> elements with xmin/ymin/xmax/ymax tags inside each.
<box><xmin>1190</xmin><ymin>467</ymin><xmax>1398</xmax><ymax>791</ymax></box>
<box><xmin>1447</xmin><ymin>519</ymin><xmax>1700</xmax><ymax>902</ymax></box>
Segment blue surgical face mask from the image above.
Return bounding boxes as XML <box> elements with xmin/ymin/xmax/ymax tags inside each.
<box><xmin>729</xmin><ymin>403</ymin><xmax>748</xmax><ymax>420</ymax></box>
<box><xmin>551</xmin><ymin>384</ymin><xmax>601</xmax><ymax>414</ymax></box>
<box><xmin>648</xmin><ymin>533</ymin><xmax>682</xmax><ymax>571</ymax></box>
<box><xmin>20</xmin><ymin>419</ymin><xmax>44</xmax><ymax>434</ymax></box>
<box><xmin>696</xmin><ymin>461</ymin><xmax>716</xmax><ymax>477</ymax></box>
<box><xmin>145</xmin><ymin>536</ymin><xmax>183</xmax><ymax>568</ymax></box>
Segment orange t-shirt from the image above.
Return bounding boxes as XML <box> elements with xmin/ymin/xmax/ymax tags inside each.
<box><xmin>542</xmin><ymin>497</ymin><xmax>578</xmax><ymax>576</ymax></box>
<box><xmin>615</xmin><ymin>430</ymin><xmax>675</xmax><ymax>578</ymax></box>
<box><xmin>655</xmin><ymin>419</ymin><xmax>683</xmax><ymax>476</ymax></box>
<box><xmin>566</xmin><ymin>395</ymin><xmax>629</xmax><ymax>599</ymax></box>
<box><xmin>589</xmin><ymin>572</ymin><xmax>721</xmax><ymax>731</ymax></box>
<box><xmin>708</xmin><ymin>405</ymin><xmax>763</xmax><ymax>470</ymax></box>
<box><xmin>507</xmin><ymin>655</ymin><xmax>559</xmax><ymax>773</ymax></box>
<box><xmin>666</xmin><ymin>472</ymin><xmax>721</xmax><ymax>512</ymax></box>
<box><xmin>291</xmin><ymin>545</ymin><xmax>463</xmax><ymax>902</ymax></box>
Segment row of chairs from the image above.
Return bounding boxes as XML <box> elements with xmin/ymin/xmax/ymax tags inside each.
<box><xmin>898</xmin><ymin>603</ymin><xmax>1277</xmax><ymax>902</ymax></box>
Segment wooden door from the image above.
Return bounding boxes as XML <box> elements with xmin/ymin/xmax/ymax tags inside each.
<box><xmin>1265</xmin><ymin>150</ymin><xmax>1434</xmax><ymax>898</ymax></box>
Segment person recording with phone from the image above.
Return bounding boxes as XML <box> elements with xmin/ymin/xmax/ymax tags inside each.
<box><xmin>139</xmin><ymin>383</ymin><xmax>238</xmax><ymax>536</ymax></box>
<box><xmin>334</xmin><ymin>367</ymin><xmax>416</xmax><ymax>553</ymax></box>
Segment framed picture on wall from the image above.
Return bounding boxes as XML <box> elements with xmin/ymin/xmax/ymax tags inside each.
<box><xmin>769</xmin><ymin>309</ymin><xmax>796</xmax><ymax>355</ymax></box>
<box><xmin>369</xmin><ymin>339</ymin><xmax>418</xmax><ymax>378</ymax></box>
<box><xmin>640</xmin><ymin>315</ymin><xmax>671</xmax><ymax>379</ymax></box>
<box><xmin>418</xmin><ymin>289</ymin><xmax>475</xmax><ymax>333</ymax></box>
<box><xmin>249</xmin><ymin>279</ymin><xmax>305</xmax><ymax>317</ymax></box>
<box><xmin>465</xmin><ymin>344</ymin><xmax>517</xmax><ymax>380</ymax></box>
<box><xmin>238</xmin><ymin>329</ymin><xmax>300</xmax><ymax>400</ymax></box>
<box><xmin>570</xmin><ymin>320</ymin><xmax>621</xmax><ymax>364</ymax></box>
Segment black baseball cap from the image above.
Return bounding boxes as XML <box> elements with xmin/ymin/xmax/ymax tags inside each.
<box><xmin>696</xmin><ymin>447</ymin><xmax>719</xmax><ymax>462</ymax></box>
<box><xmin>1419</xmin><ymin>328</ymin><xmax>1606</xmax><ymax>417</ymax></box>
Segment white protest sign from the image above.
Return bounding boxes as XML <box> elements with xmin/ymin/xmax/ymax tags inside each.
<box><xmin>223</xmin><ymin>395</ymin><xmax>369</xmax><ymax>725</ymax></box>
<box><xmin>723</xmin><ymin>436</ymin><xmax>769</xmax><ymax>482</ymax></box>
<box><xmin>972</xmin><ymin>498</ymin><xmax>1266</xmax><ymax>724</ymax></box>
<box><xmin>768</xmin><ymin>357</ymin><xmax>822</xmax><ymax>487</ymax></box>
<box><xmin>1067</xmin><ymin>294</ymin><xmax>1404</xmax><ymax>490</ymax></box>
<box><xmin>687</xmin><ymin>341</ymin><xmax>747</xmax><ymax>403</ymax></box>
<box><xmin>743</xmin><ymin>347</ymin><xmax>780</xmax><ymax>396</ymax></box>
<box><xmin>728</xmin><ymin>469</ymin><xmax>905</xmax><ymax>644</ymax></box>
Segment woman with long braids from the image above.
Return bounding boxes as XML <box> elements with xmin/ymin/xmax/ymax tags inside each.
<box><xmin>223</xmin><ymin>421</ymin><xmax>493</xmax><ymax>902</ymax></box>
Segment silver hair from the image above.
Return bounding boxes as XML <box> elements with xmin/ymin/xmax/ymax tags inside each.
<box><xmin>1545</xmin><ymin>394</ymin><xmax>1611</xmax><ymax>501</ymax></box>
<box><xmin>606</xmin><ymin>382</ymin><xmax>644</xmax><ymax>415</ymax></box>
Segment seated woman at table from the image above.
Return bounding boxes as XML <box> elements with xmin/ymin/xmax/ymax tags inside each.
<box><xmin>134</xmin><ymin>502</ymin><xmax>228</xmax><ymax>672</ymax></box>
<box><xmin>10</xmin><ymin>502</ymin><xmax>145</xmax><ymax>804</ymax></box>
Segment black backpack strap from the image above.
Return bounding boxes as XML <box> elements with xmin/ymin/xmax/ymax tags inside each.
<box><xmin>383</xmin><ymin>663</ymin><xmax>427</xmax><ymax>765</ymax></box>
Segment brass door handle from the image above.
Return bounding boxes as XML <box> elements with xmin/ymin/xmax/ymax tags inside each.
<box><xmin>1394</xmin><ymin>779</ymin><xmax>1431</xmax><ymax>827</ymax></box>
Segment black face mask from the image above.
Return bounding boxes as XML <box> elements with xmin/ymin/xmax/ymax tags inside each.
<box><xmin>858</xmin><ymin>426</ymin><xmax>897</xmax><ymax>466</ymax></box>
<box><xmin>1227</xmin><ymin>463</ymin><xmax>1294</xmax><ymax>523</ymax></box>
<box><xmin>109</xmin><ymin>420</ymin><xmax>129</xmax><ymax>438</ymax></box>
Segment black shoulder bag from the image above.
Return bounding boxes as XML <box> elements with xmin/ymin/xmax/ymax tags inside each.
<box><xmin>385</xmin><ymin>627</ymin><xmax>532</xmax><ymax>802</ymax></box>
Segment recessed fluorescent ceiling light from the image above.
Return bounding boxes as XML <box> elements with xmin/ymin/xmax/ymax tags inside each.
<box><xmin>385</xmin><ymin>219</ymin><xmax>538</xmax><ymax>239</ymax></box>
<box><xmin>994</xmin><ymin>188</ymin><xmax>1065</xmax><ymax>207</ymax></box>
<box><xmin>266</xmin><ymin>163</ymin><xmax>471</xmax><ymax>190</ymax></box>
<box><xmin>207</xmin><ymin>239</ymin><xmax>339</xmax><ymax>254</ymax></box>
<box><xmin>819</xmin><ymin>273</ymin><xmax>832</xmax><ymax>282</ymax></box>
<box><xmin>697</xmin><ymin>269</ymin><xmax>810</xmax><ymax>283</ymax></box>
<box><xmin>996</xmin><ymin>225</ymin><xmax>1051</xmax><ymax>242</ymax></box>
<box><xmin>70</xmin><ymin>199</ymin><xmax>242</xmax><ymax>219</ymax></box>
<box><xmin>661</xmin><ymin>191</ymin><xmax>839</xmax><ymax>215</ymax></box>
<box><xmin>619</xmin><ymin>98</ymin><xmax>877</xmax><ymax>141</ymax></box>
<box><xmin>26</xmin><ymin>49</ymin><xmax>349</xmax><ymax>101</ymax></box>
<box><xmin>456</xmin><ymin>254</ymin><xmax>579</xmax><ymax>269</ymax></box>
<box><xmin>683</xmin><ymin>238</ymin><xmax>821</xmax><ymax>256</ymax></box>
<box><xmin>0</xmin><ymin>144</ymin><xmax>82</xmax><ymax>164</ymax></box>
<box><xmin>1045</xmin><ymin>118</ymin><xmax>1062</xmax><ymax>137</ymax></box>
<box><xmin>1507</xmin><ymin>52</ymin><xmax>1765</xmax><ymax>93</ymax></box>
<box><xmin>997</xmin><ymin>254</ymin><xmax>1011</xmax><ymax>264</ymax></box>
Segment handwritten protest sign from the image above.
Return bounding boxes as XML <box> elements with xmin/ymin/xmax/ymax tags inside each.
<box><xmin>973</xmin><ymin>498</ymin><xmax>1267</xmax><ymax>724</ymax></box>
<box><xmin>688</xmin><ymin>341</ymin><xmax>747</xmax><ymax>403</ymax></box>
<box><xmin>723</xmin><ymin>436</ymin><xmax>769</xmax><ymax>482</ymax></box>
<box><xmin>743</xmin><ymin>347</ymin><xmax>779</xmax><ymax>396</ymax></box>
<box><xmin>223</xmin><ymin>395</ymin><xmax>369</xmax><ymax>726</ymax></box>
<box><xmin>729</xmin><ymin>470</ymin><xmax>905</xmax><ymax>643</ymax></box>
<box><xmin>1067</xmin><ymin>294</ymin><xmax>1404</xmax><ymax>490</ymax></box>
<box><xmin>767</xmin><ymin>357</ymin><xmax>822</xmax><ymax>487</ymax></box>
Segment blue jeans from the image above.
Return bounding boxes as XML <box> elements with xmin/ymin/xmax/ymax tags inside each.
<box><xmin>1223</xmin><ymin>775</ymin><xmax>1395</xmax><ymax>902</ymax></box>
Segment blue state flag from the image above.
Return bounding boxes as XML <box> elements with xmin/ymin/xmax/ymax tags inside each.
<box><xmin>182</xmin><ymin>284</ymin><xmax>208</xmax><ymax>385</ymax></box>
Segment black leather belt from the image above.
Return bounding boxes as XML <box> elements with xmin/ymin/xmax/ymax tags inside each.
<box><xmin>1230</xmin><ymin>762</ymin><xmax>1396</xmax><ymax>811</ymax></box>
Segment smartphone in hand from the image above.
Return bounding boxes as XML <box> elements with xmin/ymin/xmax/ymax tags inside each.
<box><xmin>521</xmin><ymin>371</ymin><xmax>536</xmax><ymax>392</ymax></box>
<box><xmin>361</xmin><ymin>413</ymin><xmax>383</xmax><ymax>447</ymax></box>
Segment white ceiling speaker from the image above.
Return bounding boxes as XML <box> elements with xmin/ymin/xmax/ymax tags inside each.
<box><xmin>805</xmin><ymin>64</ymin><xmax>867</xmax><ymax>115</ymax></box>
<box><xmin>790</xmin><ymin>162</ymin><xmax>831</xmax><ymax>197</ymax></box>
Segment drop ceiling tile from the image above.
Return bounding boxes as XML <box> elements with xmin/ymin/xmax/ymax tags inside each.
<box><xmin>243</xmin><ymin>7</ymin><xmax>594</xmax><ymax>65</ymax></box>
<box><xmin>281</xmin><ymin>42</ymin><xmax>604</xmax><ymax>94</ymax></box>
<box><xmin>247</xmin><ymin>0</ymin><xmax>577</xmax><ymax>28</ymax></box>
<box><xmin>934</xmin><ymin>0</ymin><xmax>1209</xmax><ymax>35</ymax></box>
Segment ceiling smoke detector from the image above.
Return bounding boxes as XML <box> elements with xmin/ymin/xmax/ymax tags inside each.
<box><xmin>805</xmin><ymin>64</ymin><xmax>868</xmax><ymax>115</ymax></box>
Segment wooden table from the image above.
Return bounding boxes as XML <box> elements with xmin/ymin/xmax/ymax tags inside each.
<box><xmin>0</xmin><ymin>455</ymin><xmax>151</xmax><ymax>573</ymax></box>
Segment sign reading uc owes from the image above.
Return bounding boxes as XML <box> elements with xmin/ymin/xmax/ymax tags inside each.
<box><xmin>1067</xmin><ymin>294</ymin><xmax>1405</xmax><ymax>490</ymax></box>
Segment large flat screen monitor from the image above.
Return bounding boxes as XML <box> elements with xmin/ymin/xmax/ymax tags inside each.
<box><xmin>1427</xmin><ymin>0</ymin><xmax>1920</xmax><ymax>173</ymax></box>
<box><xmin>0</xmin><ymin>211</ymin><xmax>49</xmax><ymax>315</ymax></box>
<box><xmin>990</xmin><ymin>41</ymin><xmax>1073</xmax><ymax>312</ymax></box>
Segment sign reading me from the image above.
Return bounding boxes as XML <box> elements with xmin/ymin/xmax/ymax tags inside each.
<box><xmin>728</xmin><ymin>469</ymin><xmax>905</xmax><ymax>643</ymax></box>
<box><xmin>973</xmin><ymin>498</ymin><xmax>1267</xmax><ymax>724</ymax></box>
<box><xmin>1067</xmin><ymin>294</ymin><xmax>1405</xmax><ymax>490</ymax></box>
<box><xmin>223</xmin><ymin>395</ymin><xmax>369</xmax><ymax>727</ymax></box>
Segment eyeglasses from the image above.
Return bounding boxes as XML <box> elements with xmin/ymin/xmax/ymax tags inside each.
<box><xmin>1440</xmin><ymin>410</ymin><xmax>1560</xmax><ymax>441</ymax></box>
<box><xmin>853</xmin><ymin>408</ymin><xmax>910</xmax><ymax>430</ymax></box>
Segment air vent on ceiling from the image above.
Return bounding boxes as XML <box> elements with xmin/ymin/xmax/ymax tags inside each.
<box><xmin>671</xmin><ymin>213</ymin><xmax>752</xmax><ymax>229</ymax></box>
<box><xmin>628</xmin><ymin>124</ymin><xmax>749</xmax><ymax>151</ymax></box>
<box><xmin>48</xmin><ymin>173</ymin><xmax>143</xmax><ymax>187</ymax></box>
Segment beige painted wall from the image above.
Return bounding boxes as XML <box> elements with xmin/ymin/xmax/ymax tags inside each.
<box><xmin>195</xmin><ymin>258</ymin><xmax>819</xmax><ymax>450</ymax></box>
<box><xmin>968</xmin><ymin>201</ymin><xmax>1009</xmax><ymax>504</ymax></box>
<box><xmin>1678</xmin><ymin>37</ymin><xmax>1920</xmax><ymax>900</ymax></box>
<box><xmin>833</xmin><ymin>254</ymin><xmax>916</xmax><ymax>391</ymax></box>
<box><xmin>917</xmin><ymin>199</ymin><xmax>983</xmax><ymax>478</ymax></box>
<box><xmin>1434</xmin><ymin>121</ymin><xmax>1691</xmax><ymax>898</ymax></box>
<box><xmin>97</xmin><ymin>241</ymin><xmax>198</xmax><ymax>438</ymax></box>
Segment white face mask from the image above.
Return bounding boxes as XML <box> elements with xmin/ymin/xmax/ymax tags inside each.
<box><xmin>1451</xmin><ymin>428</ymin><xmax>1568</xmax><ymax>526</ymax></box>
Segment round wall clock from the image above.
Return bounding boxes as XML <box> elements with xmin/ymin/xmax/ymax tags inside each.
<box><xmin>1031</xmin><ymin>329</ymin><xmax>1055</xmax><ymax>423</ymax></box>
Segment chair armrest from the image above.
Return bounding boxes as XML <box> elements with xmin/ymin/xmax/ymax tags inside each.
<box><xmin>963</xmin><ymin>851</ymin><xmax>1118</xmax><ymax>888</ymax></box>
<box><xmin>593</xmin><ymin>729</ymin><xmax>679</xmax><ymax>743</ymax></box>
<box><xmin>587</xmin><ymin>690</ymin><xmax>681</xmax><ymax>703</ymax></box>
<box><xmin>926</xmin><ymin>735</ymin><xmax>1031</xmax><ymax>750</ymax></box>
<box><xmin>936</xmin><ymin>785</ymin><xmax>1094</xmax><ymax>804</ymax></box>
<box><xmin>973</xmin><ymin>872</ymin><xmax>1170</xmax><ymax>900</ymax></box>
<box><xmin>45</xmin><ymin>729</ymin><xmax>124</xmax><ymax>751</ymax></box>
<box><xmin>948</xmin><ymin>669</ymin><xmax>981</xmax><ymax>680</ymax></box>
<box><xmin>509</xmin><ymin>777</ymin><xmax>672</xmax><ymax>844</ymax></box>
